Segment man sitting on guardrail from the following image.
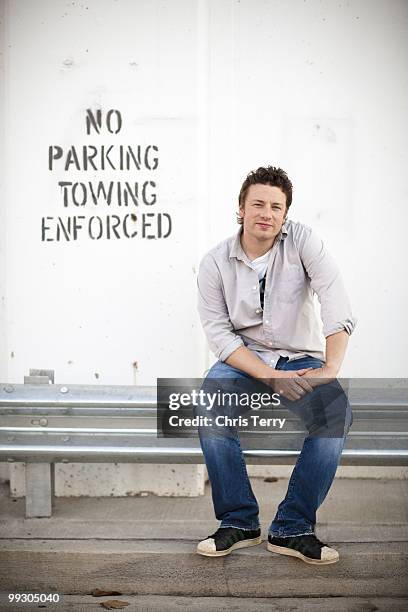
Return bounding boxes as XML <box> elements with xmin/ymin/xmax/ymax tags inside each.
<box><xmin>195</xmin><ymin>165</ymin><xmax>356</xmax><ymax>565</ymax></box>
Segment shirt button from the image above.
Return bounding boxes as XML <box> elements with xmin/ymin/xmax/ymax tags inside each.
<box><xmin>255</xmin><ymin>308</ymin><xmax>262</xmax><ymax>314</ymax></box>
<box><xmin>265</xmin><ymin>320</ymin><xmax>270</xmax><ymax>324</ymax></box>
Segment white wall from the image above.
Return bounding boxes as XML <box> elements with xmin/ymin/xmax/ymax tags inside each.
<box><xmin>1</xmin><ymin>0</ymin><xmax>207</xmax><ymax>385</ymax></box>
<box><xmin>0</xmin><ymin>0</ymin><xmax>7</xmax><ymax>383</ymax></box>
<box><xmin>203</xmin><ymin>0</ymin><xmax>408</xmax><ymax>377</ymax></box>
<box><xmin>1</xmin><ymin>0</ymin><xmax>408</xmax><ymax>385</ymax></box>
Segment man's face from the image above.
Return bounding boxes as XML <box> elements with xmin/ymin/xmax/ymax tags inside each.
<box><xmin>239</xmin><ymin>183</ymin><xmax>287</xmax><ymax>242</ymax></box>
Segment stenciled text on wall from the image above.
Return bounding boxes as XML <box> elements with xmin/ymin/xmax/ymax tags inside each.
<box><xmin>43</xmin><ymin>109</ymin><xmax>172</xmax><ymax>241</ymax></box>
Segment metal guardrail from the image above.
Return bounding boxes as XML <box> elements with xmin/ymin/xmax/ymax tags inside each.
<box><xmin>1</xmin><ymin>369</ymin><xmax>408</xmax><ymax>517</ymax></box>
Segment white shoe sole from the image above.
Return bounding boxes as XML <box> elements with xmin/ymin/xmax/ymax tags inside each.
<box><xmin>267</xmin><ymin>542</ymin><xmax>339</xmax><ymax>565</ymax></box>
<box><xmin>197</xmin><ymin>536</ymin><xmax>262</xmax><ymax>557</ymax></box>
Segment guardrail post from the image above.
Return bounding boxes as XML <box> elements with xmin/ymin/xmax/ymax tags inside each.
<box><xmin>23</xmin><ymin>369</ymin><xmax>55</xmax><ymax>518</ymax></box>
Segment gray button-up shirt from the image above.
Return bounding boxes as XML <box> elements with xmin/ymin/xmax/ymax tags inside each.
<box><xmin>197</xmin><ymin>220</ymin><xmax>357</xmax><ymax>367</ymax></box>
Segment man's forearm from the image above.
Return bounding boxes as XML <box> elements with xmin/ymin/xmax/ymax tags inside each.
<box><xmin>224</xmin><ymin>330</ymin><xmax>349</xmax><ymax>381</ymax></box>
<box><xmin>225</xmin><ymin>345</ymin><xmax>274</xmax><ymax>379</ymax></box>
<box><xmin>324</xmin><ymin>330</ymin><xmax>349</xmax><ymax>375</ymax></box>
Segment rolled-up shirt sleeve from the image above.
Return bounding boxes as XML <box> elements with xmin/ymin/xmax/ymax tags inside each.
<box><xmin>197</xmin><ymin>254</ymin><xmax>244</xmax><ymax>361</ymax></box>
<box><xmin>299</xmin><ymin>228</ymin><xmax>357</xmax><ymax>337</ymax></box>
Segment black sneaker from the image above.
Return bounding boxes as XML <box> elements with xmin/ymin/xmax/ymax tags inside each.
<box><xmin>197</xmin><ymin>526</ymin><xmax>262</xmax><ymax>557</ymax></box>
<box><xmin>267</xmin><ymin>533</ymin><xmax>339</xmax><ymax>565</ymax></box>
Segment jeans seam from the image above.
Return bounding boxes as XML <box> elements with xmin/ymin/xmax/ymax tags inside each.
<box><xmin>268</xmin><ymin>529</ymin><xmax>315</xmax><ymax>538</ymax></box>
<box><xmin>220</xmin><ymin>524</ymin><xmax>260</xmax><ymax>531</ymax></box>
<box><xmin>271</xmin><ymin>441</ymin><xmax>314</xmax><ymax>536</ymax></box>
<box><xmin>235</xmin><ymin>434</ymin><xmax>260</xmax><ymax>530</ymax></box>
<box><xmin>285</xmin><ymin>447</ymin><xmax>304</xmax><ymax>500</ymax></box>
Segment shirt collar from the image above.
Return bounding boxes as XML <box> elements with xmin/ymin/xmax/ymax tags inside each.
<box><xmin>229</xmin><ymin>222</ymin><xmax>289</xmax><ymax>261</ymax></box>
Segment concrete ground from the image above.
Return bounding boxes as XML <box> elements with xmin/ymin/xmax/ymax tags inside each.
<box><xmin>0</xmin><ymin>476</ymin><xmax>407</xmax><ymax>610</ymax></box>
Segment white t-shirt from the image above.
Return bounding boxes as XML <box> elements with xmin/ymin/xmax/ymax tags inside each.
<box><xmin>250</xmin><ymin>248</ymin><xmax>272</xmax><ymax>280</ymax></box>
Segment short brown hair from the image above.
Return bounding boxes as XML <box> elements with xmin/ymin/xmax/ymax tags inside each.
<box><xmin>237</xmin><ymin>166</ymin><xmax>293</xmax><ymax>225</ymax></box>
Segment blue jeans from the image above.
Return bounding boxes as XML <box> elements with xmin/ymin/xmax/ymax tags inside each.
<box><xmin>196</xmin><ymin>355</ymin><xmax>353</xmax><ymax>537</ymax></box>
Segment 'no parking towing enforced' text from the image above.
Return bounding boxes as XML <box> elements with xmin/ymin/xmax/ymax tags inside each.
<box><xmin>42</xmin><ymin>108</ymin><xmax>172</xmax><ymax>242</ymax></box>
